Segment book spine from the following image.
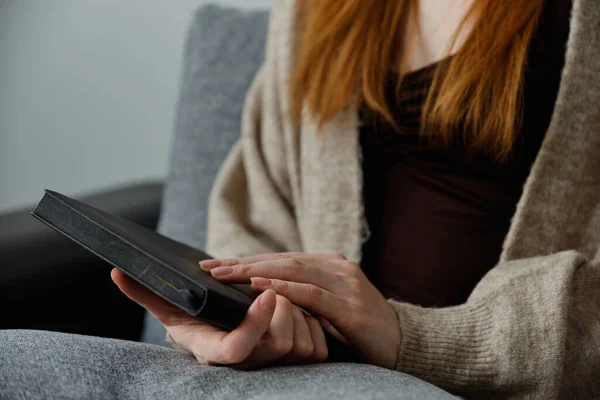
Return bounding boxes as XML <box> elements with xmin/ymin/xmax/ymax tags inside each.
<box><xmin>196</xmin><ymin>289</ymin><xmax>250</xmax><ymax>331</ymax></box>
<box><xmin>32</xmin><ymin>194</ymin><xmax>204</xmax><ymax>316</ymax></box>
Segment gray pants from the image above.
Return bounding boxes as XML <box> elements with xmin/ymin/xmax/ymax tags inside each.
<box><xmin>0</xmin><ymin>330</ymin><xmax>456</xmax><ymax>399</ymax></box>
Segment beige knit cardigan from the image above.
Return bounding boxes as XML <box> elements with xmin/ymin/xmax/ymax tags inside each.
<box><xmin>206</xmin><ymin>0</ymin><xmax>600</xmax><ymax>398</ymax></box>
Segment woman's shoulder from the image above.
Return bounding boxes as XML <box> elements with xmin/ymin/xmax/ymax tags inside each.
<box><xmin>272</xmin><ymin>0</ymin><xmax>296</xmax><ymax>11</ymax></box>
<box><xmin>262</xmin><ymin>0</ymin><xmax>303</xmax><ymax>67</ymax></box>
<box><xmin>268</xmin><ymin>0</ymin><xmax>301</xmax><ymax>32</ymax></box>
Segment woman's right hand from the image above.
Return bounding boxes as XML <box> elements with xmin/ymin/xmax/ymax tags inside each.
<box><xmin>111</xmin><ymin>269</ymin><xmax>328</xmax><ymax>369</ymax></box>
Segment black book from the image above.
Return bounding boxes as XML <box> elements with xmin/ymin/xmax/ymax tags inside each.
<box><xmin>32</xmin><ymin>189</ymin><xmax>255</xmax><ymax>331</ymax></box>
<box><xmin>32</xmin><ymin>190</ymin><xmax>360</xmax><ymax>362</ymax></box>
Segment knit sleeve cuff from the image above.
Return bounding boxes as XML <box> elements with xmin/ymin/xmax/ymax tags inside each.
<box><xmin>388</xmin><ymin>299</ymin><xmax>498</xmax><ymax>389</ymax></box>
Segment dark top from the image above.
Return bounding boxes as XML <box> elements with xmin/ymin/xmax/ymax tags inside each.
<box><xmin>360</xmin><ymin>0</ymin><xmax>572</xmax><ymax>307</ymax></box>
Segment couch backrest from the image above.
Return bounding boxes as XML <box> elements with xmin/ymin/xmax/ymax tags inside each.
<box><xmin>158</xmin><ymin>4</ymin><xmax>269</xmax><ymax>250</ymax></box>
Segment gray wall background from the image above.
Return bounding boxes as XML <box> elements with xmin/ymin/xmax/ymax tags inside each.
<box><xmin>0</xmin><ymin>0</ymin><xmax>271</xmax><ymax>212</ymax></box>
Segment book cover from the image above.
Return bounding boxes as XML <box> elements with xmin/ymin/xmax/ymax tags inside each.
<box><xmin>32</xmin><ymin>190</ymin><xmax>255</xmax><ymax>331</ymax></box>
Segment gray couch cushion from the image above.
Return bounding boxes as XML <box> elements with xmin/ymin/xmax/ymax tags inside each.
<box><xmin>141</xmin><ymin>4</ymin><xmax>269</xmax><ymax>346</ymax></box>
<box><xmin>1</xmin><ymin>330</ymin><xmax>456</xmax><ymax>400</ymax></box>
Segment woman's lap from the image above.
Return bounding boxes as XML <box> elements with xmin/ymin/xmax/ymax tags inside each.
<box><xmin>0</xmin><ymin>330</ymin><xmax>456</xmax><ymax>400</ymax></box>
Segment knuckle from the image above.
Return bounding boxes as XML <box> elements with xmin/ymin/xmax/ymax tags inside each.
<box><xmin>342</xmin><ymin>260</ymin><xmax>360</xmax><ymax>275</ymax></box>
<box><xmin>273</xmin><ymin>279</ymin><xmax>289</xmax><ymax>291</ymax></box>
<box><xmin>330</xmin><ymin>253</ymin><xmax>346</xmax><ymax>260</ymax></box>
<box><xmin>270</xmin><ymin>338</ymin><xmax>294</xmax><ymax>355</ymax></box>
<box><xmin>219</xmin><ymin>344</ymin><xmax>245</xmax><ymax>365</ymax></box>
<box><xmin>307</xmin><ymin>285</ymin><xmax>322</xmax><ymax>304</ymax></box>
<box><xmin>296</xmin><ymin>340</ymin><xmax>314</xmax><ymax>356</ymax></box>
<box><xmin>238</xmin><ymin>256</ymin><xmax>251</xmax><ymax>264</ymax></box>
<box><xmin>313</xmin><ymin>345</ymin><xmax>329</xmax><ymax>362</ymax></box>
<box><xmin>348</xmin><ymin>298</ymin><xmax>368</xmax><ymax>314</ymax></box>
<box><xmin>285</xmin><ymin>258</ymin><xmax>302</xmax><ymax>268</ymax></box>
<box><xmin>237</xmin><ymin>264</ymin><xmax>251</xmax><ymax>275</ymax></box>
<box><xmin>293</xmin><ymin>264</ymin><xmax>309</xmax><ymax>279</ymax></box>
<box><xmin>343</xmin><ymin>275</ymin><xmax>362</xmax><ymax>290</ymax></box>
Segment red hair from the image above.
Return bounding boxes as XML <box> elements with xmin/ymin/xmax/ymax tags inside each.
<box><xmin>291</xmin><ymin>0</ymin><xmax>545</xmax><ymax>161</ymax></box>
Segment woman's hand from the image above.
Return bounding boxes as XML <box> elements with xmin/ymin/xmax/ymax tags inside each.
<box><xmin>110</xmin><ymin>269</ymin><xmax>328</xmax><ymax>369</ymax></box>
<box><xmin>200</xmin><ymin>253</ymin><xmax>401</xmax><ymax>369</ymax></box>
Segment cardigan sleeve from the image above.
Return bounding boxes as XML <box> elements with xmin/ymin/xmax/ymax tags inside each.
<box><xmin>389</xmin><ymin>250</ymin><xmax>600</xmax><ymax>399</ymax></box>
<box><xmin>206</xmin><ymin>2</ymin><xmax>302</xmax><ymax>259</ymax></box>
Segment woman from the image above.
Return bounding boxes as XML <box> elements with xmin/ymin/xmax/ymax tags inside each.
<box><xmin>3</xmin><ymin>0</ymin><xmax>599</xmax><ymax>398</ymax></box>
<box><xmin>111</xmin><ymin>0</ymin><xmax>600</xmax><ymax>397</ymax></box>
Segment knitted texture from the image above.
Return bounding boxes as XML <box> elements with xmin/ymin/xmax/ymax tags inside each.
<box><xmin>207</xmin><ymin>0</ymin><xmax>600</xmax><ymax>397</ymax></box>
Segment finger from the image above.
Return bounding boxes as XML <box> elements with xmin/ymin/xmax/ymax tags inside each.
<box><xmin>221</xmin><ymin>295</ymin><xmax>295</xmax><ymax>370</ymax></box>
<box><xmin>251</xmin><ymin>278</ymin><xmax>348</xmax><ymax>327</ymax></box>
<box><xmin>278</xmin><ymin>307</ymin><xmax>314</xmax><ymax>365</ymax></box>
<box><xmin>305</xmin><ymin>315</ymin><xmax>329</xmax><ymax>362</ymax></box>
<box><xmin>199</xmin><ymin>258</ymin><xmax>240</xmax><ymax>270</ymax></box>
<box><xmin>200</xmin><ymin>253</ymin><xmax>346</xmax><ymax>271</ymax></box>
<box><xmin>208</xmin><ymin>259</ymin><xmax>342</xmax><ymax>291</ymax></box>
<box><xmin>262</xmin><ymin>294</ymin><xmax>295</xmax><ymax>360</ymax></box>
<box><xmin>241</xmin><ymin>294</ymin><xmax>295</xmax><ymax>368</ymax></box>
<box><xmin>208</xmin><ymin>289</ymin><xmax>277</xmax><ymax>365</ymax></box>
<box><xmin>319</xmin><ymin>317</ymin><xmax>350</xmax><ymax>346</ymax></box>
<box><xmin>111</xmin><ymin>269</ymin><xmax>193</xmax><ymax>327</ymax></box>
<box><xmin>238</xmin><ymin>253</ymin><xmax>346</xmax><ymax>264</ymax></box>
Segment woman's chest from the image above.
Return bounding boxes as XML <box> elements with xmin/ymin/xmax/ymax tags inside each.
<box><xmin>397</xmin><ymin>0</ymin><xmax>475</xmax><ymax>74</ymax></box>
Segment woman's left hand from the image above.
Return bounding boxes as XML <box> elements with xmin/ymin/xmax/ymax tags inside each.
<box><xmin>200</xmin><ymin>253</ymin><xmax>401</xmax><ymax>369</ymax></box>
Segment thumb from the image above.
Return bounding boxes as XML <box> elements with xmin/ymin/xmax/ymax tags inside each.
<box><xmin>209</xmin><ymin>289</ymin><xmax>277</xmax><ymax>364</ymax></box>
<box><xmin>111</xmin><ymin>268</ymin><xmax>201</xmax><ymax>328</ymax></box>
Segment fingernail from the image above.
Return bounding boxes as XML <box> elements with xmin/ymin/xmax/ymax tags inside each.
<box><xmin>210</xmin><ymin>266</ymin><xmax>234</xmax><ymax>277</ymax></box>
<box><xmin>251</xmin><ymin>277</ymin><xmax>272</xmax><ymax>287</ymax></box>
<box><xmin>259</xmin><ymin>289</ymin><xmax>276</xmax><ymax>311</ymax></box>
<box><xmin>199</xmin><ymin>259</ymin><xmax>222</xmax><ymax>270</ymax></box>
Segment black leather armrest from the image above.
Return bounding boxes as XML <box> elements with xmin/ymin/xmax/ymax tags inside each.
<box><xmin>0</xmin><ymin>182</ymin><xmax>163</xmax><ymax>341</ymax></box>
